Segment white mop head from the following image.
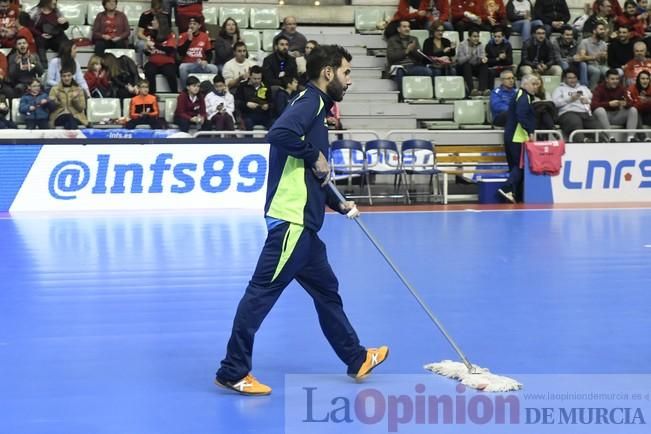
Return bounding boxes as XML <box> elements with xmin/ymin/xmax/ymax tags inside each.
<box><xmin>424</xmin><ymin>360</ymin><xmax>522</xmax><ymax>392</ymax></box>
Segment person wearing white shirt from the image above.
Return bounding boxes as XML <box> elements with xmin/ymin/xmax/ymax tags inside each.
<box><xmin>552</xmin><ymin>68</ymin><xmax>604</xmax><ymax>141</ymax></box>
<box><xmin>222</xmin><ymin>41</ymin><xmax>256</xmax><ymax>92</ymax></box>
<box><xmin>205</xmin><ymin>75</ymin><xmax>235</xmax><ymax>131</ymax></box>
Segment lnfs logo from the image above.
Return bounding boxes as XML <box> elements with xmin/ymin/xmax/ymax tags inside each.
<box><xmin>562</xmin><ymin>159</ymin><xmax>651</xmax><ymax>189</ymax></box>
<box><xmin>48</xmin><ymin>153</ymin><xmax>267</xmax><ymax>200</ymax></box>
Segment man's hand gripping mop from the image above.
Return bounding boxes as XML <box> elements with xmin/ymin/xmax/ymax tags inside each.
<box><xmin>330</xmin><ymin>182</ymin><xmax>522</xmax><ymax>392</ymax></box>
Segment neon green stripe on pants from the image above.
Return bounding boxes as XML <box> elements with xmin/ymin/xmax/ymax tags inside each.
<box><xmin>271</xmin><ymin>223</ymin><xmax>304</xmax><ymax>282</ymax></box>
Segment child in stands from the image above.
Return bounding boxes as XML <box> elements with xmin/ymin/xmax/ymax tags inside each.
<box><xmin>126</xmin><ymin>79</ymin><xmax>163</xmax><ymax>129</ymax></box>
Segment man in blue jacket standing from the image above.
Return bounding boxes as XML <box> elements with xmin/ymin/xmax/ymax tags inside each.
<box><xmin>498</xmin><ymin>74</ymin><xmax>539</xmax><ymax>203</ymax></box>
<box><xmin>489</xmin><ymin>69</ymin><xmax>517</xmax><ymax>127</ymax></box>
<box><xmin>215</xmin><ymin>45</ymin><xmax>389</xmax><ymax>396</ymax></box>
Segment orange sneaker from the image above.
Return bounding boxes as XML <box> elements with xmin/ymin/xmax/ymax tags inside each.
<box><xmin>215</xmin><ymin>373</ymin><xmax>272</xmax><ymax>396</ymax></box>
<box><xmin>354</xmin><ymin>346</ymin><xmax>389</xmax><ymax>381</ymax></box>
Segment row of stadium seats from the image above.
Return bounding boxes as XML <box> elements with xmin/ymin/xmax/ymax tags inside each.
<box><xmin>9</xmin><ymin>95</ymin><xmax>180</xmax><ymax>127</ymax></box>
<box><xmin>22</xmin><ymin>2</ymin><xmax>280</xmax><ymax>29</ymax></box>
<box><xmin>403</xmin><ymin>75</ymin><xmax>562</xmax><ymax>102</ymax></box>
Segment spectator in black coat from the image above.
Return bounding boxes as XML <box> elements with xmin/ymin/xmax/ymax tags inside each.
<box><xmin>262</xmin><ymin>35</ymin><xmax>298</xmax><ymax>90</ymax></box>
<box><xmin>235</xmin><ymin>65</ymin><xmax>273</xmax><ymax>130</ymax></box>
<box><xmin>533</xmin><ymin>0</ymin><xmax>570</xmax><ymax>34</ymax></box>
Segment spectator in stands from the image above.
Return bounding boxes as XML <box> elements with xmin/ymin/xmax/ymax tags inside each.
<box><xmin>19</xmin><ymin>78</ymin><xmax>51</xmax><ymax>129</ymax></box>
<box><xmin>176</xmin><ymin>0</ymin><xmax>204</xmax><ymax>33</ymax></box>
<box><xmin>530</xmin><ymin>71</ymin><xmax>557</xmax><ymax>134</ymax></box>
<box><xmin>297</xmin><ymin>39</ymin><xmax>319</xmax><ymax>80</ymax></box>
<box><xmin>490</xmin><ymin>69</ymin><xmax>516</xmax><ymax>126</ymax></box>
<box><xmin>174</xmin><ymin>75</ymin><xmax>206</xmax><ymax>132</ymax></box>
<box><xmin>0</xmin><ymin>95</ymin><xmax>16</xmax><ymax>129</ymax></box>
<box><xmin>592</xmin><ymin>68</ymin><xmax>639</xmax><ymax>142</ymax></box>
<box><xmin>327</xmin><ymin>102</ymin><xmax>343</xmax><ymax>130</ymax></box>
<box><xmin>49</xmin><ymin>66</ymin><xmax>88</xmax><ymax>129</ymax></box>
<box><xmin>205</xmin><ymin>74</ymin><xmax>235</xmax><ymax>131</ymax></box>
<box><xmin>554</xmin><ymin>25</ymin><xmax>588</xmax><ymax>85</ymax></box>
<box><xmin>392</xmin><ymin>0</ymin><xmax>451</xmax><ymax>31</ymax></box>
<box><xmin>577</xmin><ymin>22</ymin><xmax>609</xmax><ymax>87</ymax></box>
<box><xmin>102</xmin><ymin>53</ymin><xmax>138</xmax><ymax>99</ymax></box>
<box><xmin>8</xmin><ymin>36</ymin><xmax>43</xmax><ymax>95</ymax></box>
<box><xmin>422</xmin><ymin>21</ymin><xmax>456</xmax><ymax>76</ymax></box>
<box><xmin>617</xmin><ymin>0</ymin><xmax>647</xmax><ymax>39</ymax></box>
<box><xmin>16</xmin><ymin>12</ymin><xmax>38</xmax><ymax>55</ymax></box>
<box><xmin>136</xmin><ymin>0</ymin><xmax>169</xmax><ymax>67</ymax></box>
<box><xmin>85</xmin><ymin>55</ymin><xmax>110</xmax><ymax>98</ymax></box>
<box><xmin>498</xmin><ymin>73</ymin><xmax>539</xmax><ymax>204</ymax></box>
<box><xmin>451</xmin><ymin>0</ymin><xmax>483</xmax><ymax>36</ymax></box>
<box><xmin>608</xmin><ymin>25</ymin><xmax>636</xmax><ymax>76</ymax></box>
<box><xmin>235</xmin><ymin>65</ymin><xmax>272</xmax><ymax>130</ymax></box>
<box><xmin>46</xmin><ymin>41</ymin><xmax>90</xmax><ymax>97</ymax></box>
<box><xmin>519</xmin><ymin>24</ymin><xmax>562</xmax><ymax>77</ymax></box>
<box><xmin>582</xmin><ymin>0</ymin><xmax>616</xmax><ymax>39</ymax></box>
<box><xmin>213</xmin><ymin>18</ymin><xmax>241</xmax><ymax>70</ymax></box>
<box><xmin>262</xmin><ymin>35</ymin><xmax>298</xmax><ymax>89</ymax></box>
<box><xmin>623</xmin><ymin>41</ymin><xmax>651</xmax><ymax>85</ymax></box>
<box><xmin>478</xmin><ymin>0</ymin><xmax>509</xmax><ymax>34</ymax></box>
<box><xmin>485</xmin><ymin>27</ymin><xmax>513</xmax><ymax>74</ymax></box>
<box><xmin>626</xmin><ymin>70</ymin><xmax>651</xmax><ymax>128</ymax></box>
<box><xmin>386</xmin><ymin>20</ymin><xmax>434</xmax><ymax>98</ymax></box>
<box><xmin>91</xmin><ymin>0</ymin><xmax>130</xmax><ymax>56</ymax></box>
<box><xmin>279</xmin><ymin>16</ymin><xmax>308</xmax><ymax>57</ymax></box>
<box><xmin>533</xmin><ymin>0</ymin><xmax>570</xmax><ymax>34</ymax></box>
<box><xmin>273</xmin><ymin>75</ymin><xmax>298</xmax><ymax>121</ymax></box>
<box><xmin>552</xmin><ymin>68</ymin><xmax>603</xmax><ymax>141</ymax></box>
<box><xmin>178</xmin><ymin>16</ymin><xmax>218</xmax><ymax>87</ymax></box>
<box><xmin>29</xmin><ymin>0</ymin><xmax>70</xmax><ymax>65</ymax></box>
<box><xmin>126</xmin><ymin>79</ymin><xmax>163</xmax><ymax>129</ymax></box>
<box><xmin>0</xmin><ymin>51</ymin><xmax>15</xmax><ymax>100</ymax></box>
<box><xmin>0</xmin><ymin>0</ymin><xmax>19</xmax><ymax>49</ymax></box>
<box><xmin>143</xmin><ymin>16</ymin><xmax>178</xmax><ymax>94</ymax></box>
<box><xmin>457</xmin><ymin>29</ymin><xmax>491</xmax><ymax>96</ymax></box>
<box><xmin>506</xmin><ymin>0</ymin><xmax>543</xmax><ymax>42</ymax></box>
<box><xmin>222</xmin><ymin>41</ymin><xmax>255</xmax><ymax>92</ymax></box>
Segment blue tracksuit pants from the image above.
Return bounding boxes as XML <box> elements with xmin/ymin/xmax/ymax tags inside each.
<box><xmin>217</xmin><ymin>221</ymin><xmax>367</xmax><ymax>382</ymax></box>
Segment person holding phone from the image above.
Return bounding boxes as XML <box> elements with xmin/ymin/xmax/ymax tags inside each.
<box><xmin>552</xmin><ymin>68</ymin><xmax>604</xmax><ymax>141</ymax></box>
<box><xmin>204</xmin><ymin>74</ymin><xmax>235</xmax><ymax>131</ymax></box>
<box><xmin>174</xmin><ymin>75</ymin><xmax>206</xmax><ymax>132</ymax></box>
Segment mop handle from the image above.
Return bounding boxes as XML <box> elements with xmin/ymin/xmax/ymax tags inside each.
<box><xmin>330</xmin><ymin>183</ymin><xmax>474</xmax><ymax>373</ymax></box>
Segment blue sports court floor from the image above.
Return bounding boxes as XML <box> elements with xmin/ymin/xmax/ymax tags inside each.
<box><xmin>1</xmin><ymin>207</ymin><xmax>650</xmax><ymax>433</ymax></box>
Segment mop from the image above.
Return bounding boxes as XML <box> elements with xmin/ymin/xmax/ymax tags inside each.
<box><xmin>330</xmin><ymin>183</ymin><xmax>522</xmax><ymax>392</ymax></box>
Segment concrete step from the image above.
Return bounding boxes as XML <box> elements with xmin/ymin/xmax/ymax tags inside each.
<box><xmin>348</xmin><ymin>78</ymin><xmax>396</xmax><ymax>91</ymax></box>
<box><xmin>340</xmin><ymin>102</ymin><xmax>415</xmax><ymax>116</ymax></box>
<box><xmin>340</xmin><ymin>116</ymin><xmax>418</xmax><ymax>129</ymax></box>
<box><xmin>351</xmin><ymin>67</ymin><xmax>383</xmax><ymax>79</ymax></box>
<box><xmin>344</xmin><ymin>46</ymin><xmax>368</xmax><ymax>56</ymax></box>
<box><xmin>304</xmin><ymin>34</ymin><xmax>386</xmax><ymax>49</ymax></box>
<box><xmin>344</xmin><ymin>91</ymin><xmax>399</xmax><ymax>103</ymax></box>
<box><xmin>348</xmin><ymin>55</ymin><xmax>386</xmax><ymax>68</ymax></box>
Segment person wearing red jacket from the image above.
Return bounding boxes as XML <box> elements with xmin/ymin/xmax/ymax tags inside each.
<box><xmin>592</xmin><ymin>68</ymin><xmax>639</xmax><ymax>141</ymax></box>
<box><xmin>173</xmin><ymin>75</ymin><xmax>207</xmax><ymax>132</ymax></box>
<box><xmin>84</xmin><ymin>55</ymin><xmax>110</xmax><ymax>97</ymax></box>
<box><xmin>91</xmin><ymin>0</ymin><xmax>130</xmax><ymax>56</ymax></box>
<box><xmin>178</xmin><ymin>16</ymin><xmax>218</xmax><ymax>89</ymax></box>
<box><xmin>626</xmin><ymin>69</ymin><xmax>651</xmax><ymax>129</ymax></box>
<box><xmin>616</xmin><ymin>0</ymin><xmax>646</xmax><ymax>39</ymax></box>
<box><xmin>0</xmin><ymin>0</ymin><xmax>19</xmax><ymax>48</ymax></box>
<box><xmin>451</xmin><ymin>0</ymin><xmax>482</xmax><ymax>36</ymax></box>
<box><xmin>392</xmin><ymin>0</ymin><xmax>452</xmax><ymax>30</ymax></box>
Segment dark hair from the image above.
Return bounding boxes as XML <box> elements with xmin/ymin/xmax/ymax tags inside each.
<box><xmin>219</xmin><ymin>17</ymin><xmax>240</xmax><ymax>41</ymax></box>
<box><xmin>186</xmin><ymin>76</ymin><xmax>200</xmax><ymax>87</ymax></box>
<box><xmin>233</xmin><ymin>41</ymin><xmax>248</xmax><ymax>53</ymax></box>
<box><xmin>624</xmin><ymin>0</ymin><xmax>637</xmax><ymax>9</ymax></box>
<box><xmin>606</xmin><ymin>68</ymin><xmax>620</xmax><ymax>78</ymax></box>
<box><xmin>467</xmin><ymin>29</ymin><xmax>479</xmax><ymax>38</ymax></box>
<box><xmin>15</xmin><ymin>35</ymin><xmax>28</xmax><ymax>46</ymax></box>
<box><xmin>273</xmin><ymin>34</ymin><xmax>289</xmax><ymax>47</ymax></box>
<box><xmin>18</xmin><ymin>11</ymin><xmax>30</xmax><ymax>26</ymax></box>
<box><xmin>213</xmin><ymin>74</ymin><xmax>225</xmax><ymax>84</ymax></box>
<box><xmin>617</xmin><ymin>23</ymin><xmax>632</xmax><ymax>31</ymax></box>
<box><xmin>249</xmin><ymin>65</ymin><xmax>263</xmax><ymax>76</ymax></box>
<box><xmin>137</xmin><ymin>79</ymin><xmax>149</xmax><ymax>87</ymax></box>
<box><xmin>60</xmin><ymin>65</ymin><xmax>75</xmax><ymax>76</ymax></box>
<box><xmin>280</xmin><ymin>75</ymin><xmax>297</xmax><ymax>88</ymax></box>
<box><xmin>492</xmin><ymin>26</ymin><xmax>505</xmax><ymax>35</ymax></box>
<box><xmin>58</xmin><ymin>40</ymin><xmax>75</xmax><ymax>65</ymax></box>
<box><xmin>532</xmin><ymin>24</ymin><xmax>545</xmax><ymax>34</ymax></box>
<box><xmin>563</xmin><ymin>67</ymin><xmax>578</xmax><ymax>79</ymax></box>
<box><xmin>102</xmin><ymin>0</ymin><xmax>116</xmax><ymax>7</ymax></box>
<box><xmin>560</xmin><ymin>24</ymin><xmax>574</xmax><ymax>34</ymax></box>
<box><xmin>306</xmin><ymin>45</ymin><xmax>352</xmax><ymax>81</ymax></box>
<box><xmin>636</xmin><ymin>70</ymin><xmax>651</xmax><ymax>91</ymax></box>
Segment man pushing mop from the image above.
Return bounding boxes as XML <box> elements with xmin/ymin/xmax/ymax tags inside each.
<box><xmin>215</xmin><ymin>45</ymin><xmax>389</xmax><ymax>396</ymax></box>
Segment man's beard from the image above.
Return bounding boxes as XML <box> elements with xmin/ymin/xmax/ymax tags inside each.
<box><xmin>326</xmin><ymin>78</ymin><xmax>346</xmax><ymax>102</ymax></box>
